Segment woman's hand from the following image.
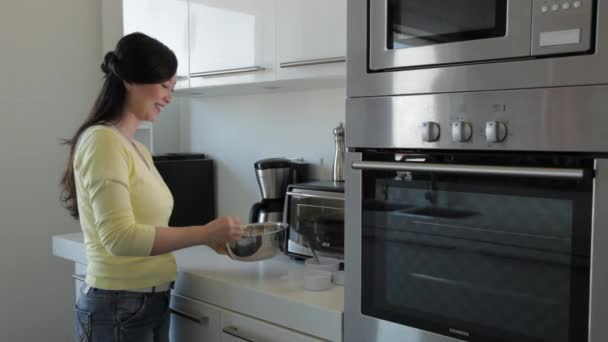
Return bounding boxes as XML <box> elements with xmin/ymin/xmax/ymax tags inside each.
<box><xmin>209</xmin><ymin>243</ymin><xmax>228</xmax><ymax>255</ymax></box>
<box><xmin>203</xmin><ymin>216</ymin><xmax>245</xmax><ymax>248</ymax></box>
<box><xmin>150</xmin><ymin>217</ymin><xmax>245</xmax><ymax>256</ymax></box>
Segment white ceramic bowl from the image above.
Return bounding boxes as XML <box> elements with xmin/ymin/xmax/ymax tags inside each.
<box><xmin>331</xmin><ymin>270</ymin><xmax>345</xmax><ymax>285</ymax></box>
<box><xmin>304</xmin><ymin>257</ymin><xmax>342</xmax><ymax>272</ymax></box>
<box><xmin>303</xmin><ymin>270</ymin><xmax>332</xmax><ymax>291</ymax></box>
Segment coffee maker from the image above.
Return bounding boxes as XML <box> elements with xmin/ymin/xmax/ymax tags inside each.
<box><xmin>249</xmin><ymin>158</ymin><xmax>307</xmax><ymax>223</ymax></box>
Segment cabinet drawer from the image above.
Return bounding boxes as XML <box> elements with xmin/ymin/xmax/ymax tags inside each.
<box><xmin>221</xmin><ymin>310</ymin><xmax>323</xmax><ymax>342</ymax></box>
<box><xmin>170</xmin><ymin>293</ymin><xmax>222</xmax><ymax>342</ymax></box>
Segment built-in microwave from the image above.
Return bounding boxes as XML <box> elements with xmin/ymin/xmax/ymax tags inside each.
<box><xmin>370</xmin><ymin>0</ymin><xmax>594</xmax><ymax>70</ymax></box>
<box><xmin>348</xmin><ymin>0</ymin><xmax>605</xmax><ymax>97</ymax></box>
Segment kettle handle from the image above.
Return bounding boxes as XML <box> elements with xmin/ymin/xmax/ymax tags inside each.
<box><xmin>249</xmin><ymin>201</ymin><xmax>263</xmax><ymax>223</ymax></box>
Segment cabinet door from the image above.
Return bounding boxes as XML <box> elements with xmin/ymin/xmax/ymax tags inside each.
<box><xmin>276</xmin><ymin>0</ymin><xmax>346</xmax><ymax>81</ymax></box>
<box><xmin>122</xmin><ymin>0</ymin><xmax>190</xmax><ymax>89</ymax></box>
<box><xmin>189</xmin><ymin>0</ymin><xmax>275</xmax><ymax>88</ymax></box>
<box><xmin>170</xmin><ymin>293</ymin><xmax>221</xmax><ymax>342</ymax></box>
<box><xmin>221</xmin><ymin>310</ymin><xmax>323</xmax><ymax>342</ymax></box>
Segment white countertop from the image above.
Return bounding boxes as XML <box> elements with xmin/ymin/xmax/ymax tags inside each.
<box><xmin>53</xmin><ymin>233</ymin><xmax>343</xmax><ymax>341</ymax></box>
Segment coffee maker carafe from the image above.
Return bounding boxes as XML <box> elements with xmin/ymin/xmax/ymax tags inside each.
<box><xmin>249</xmin><ymin>158</ymin><xmax>306</xmax><ymax>223</ymax></box>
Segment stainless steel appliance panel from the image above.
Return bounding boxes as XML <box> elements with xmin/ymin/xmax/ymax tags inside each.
<box><xmin>369</xmin><ymin>1</ymin><xmax>531</xmax><ymax>70</ymax></box>
<box><xmin>346</xmin><ymin>85</ymin><xmax>608</xmax><ymax>152</ymax></box>
<box><xmin>589</xmin><ymin>159</ymin><xmax>608</xmax><ymax>342</ymax></box>
<box><xmin>348</xmin><ymin>0</ymin><xmax>605</xmax><ymax>97</ymax></box>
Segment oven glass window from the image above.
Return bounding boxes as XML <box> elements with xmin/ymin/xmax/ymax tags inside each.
<box><xmin>361</xmin><ymin>154</ymin><xmax>592</xmax><ymax>342</ymax></box>
<box><xmin>387</xmin><ymin>0</ymin><xmax>507</xmax><ymax>49</ymax></box>
<box><xmin>287</xmin><ymin>195</ymin><xmax>344</xmax><ymax>256</ymax></box>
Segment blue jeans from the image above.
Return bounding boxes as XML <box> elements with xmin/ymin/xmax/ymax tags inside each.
<box><xmin>75</xmin><ymin>285</ymin><xmax>170</xmax><ymax>342</ymax></box>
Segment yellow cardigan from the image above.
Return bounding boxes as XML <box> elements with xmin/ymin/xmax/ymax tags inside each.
<box><xmin>74</xmin><ymin>125</ymin><xmax>176</xmax><ymax>290</ymax></box>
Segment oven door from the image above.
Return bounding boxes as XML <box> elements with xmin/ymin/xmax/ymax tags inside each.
<box><xmin>369</xmin><ymin>0</ymin><xmax>532</xmax><ymax>70</ymax></box>
<box><xmin>345</xmin><ymin>152</ymin><xmax>608</xmax><ymax>342</ymax></box>
<box><xmin>284</xmin><ymin>189</ymin><xmax>345</xmax><ymax>259</ymax></box>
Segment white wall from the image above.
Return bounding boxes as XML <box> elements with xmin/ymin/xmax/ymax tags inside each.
<box><xmin>180</xmin><ymin>88</ymin><xmax>346</xmax><ymax>222</ymax></box>
<box><xmin>0</xmin><ymin>1</ymin><xmax>101</xmax><ymax>340</ymax></box>
<box><xmin>153</xmin><ymin>100</ymin><xmax>182</xmax><ymax>154</ymax></box>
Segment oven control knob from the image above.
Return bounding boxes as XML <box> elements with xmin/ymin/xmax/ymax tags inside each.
<box><xmin>421</xmin><ymin>121</ymin><xmax>440</xmax><ymax>142</ymax></box>
<box><xmin>452</xmin><ymin>121</ymin><xmax>473</xmax><ymax>142</ymax></box>
<box><xmin>485</xmin><ymin>121</ymin><xmax>508</xmax><ymax>143</ymax></box>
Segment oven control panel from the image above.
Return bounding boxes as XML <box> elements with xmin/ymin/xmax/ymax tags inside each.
<box><xmin>532</xmin><ymin>0</ymin><xmax>594</xmax><ymax>56</ymax></box>
<box><xmin>347</xmin><ymin>84</ymin><xmax>608</xmax><ymax>152</ymax></box>
<box><xmin>421</xmin><ymin>121</ymin><xmax>509</xmax><ymax>144</ymax></box>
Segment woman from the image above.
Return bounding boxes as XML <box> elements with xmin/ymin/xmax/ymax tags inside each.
<box><xmin>60</xmin><ymin>32</ymin><xmax>244</xmax><ymax>342</ymax></box>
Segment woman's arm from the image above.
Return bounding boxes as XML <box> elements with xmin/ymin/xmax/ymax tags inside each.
<box><xmin>150</xmin><ymin>216</ymin><xmax>244</xmax><ymax>256</ymax></box>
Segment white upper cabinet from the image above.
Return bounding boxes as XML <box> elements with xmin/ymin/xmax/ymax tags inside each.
<box><xmin>275</xmin><ymin>0</ymin><xmax>346</xmax><ymax>81</ymax></box>
<box><xmin>188</xmin><ymin>0</ymin><xmax>276</xmax><ymax>88</ymax></box>
<box><xmin>122</xmin><ymin>0</ymin><xmax>190</xmax><ymax>89</ymax></box>
<box><xmin>105</xmin><ymin>0</ymin><xmax>347</xmax><ymax>93</ymax></box>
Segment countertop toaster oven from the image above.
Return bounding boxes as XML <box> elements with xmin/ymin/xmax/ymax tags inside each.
<box><xmin>283</xmin><ymin>181</ymin><xmax>344</xmax><ymax>260</ymax></box>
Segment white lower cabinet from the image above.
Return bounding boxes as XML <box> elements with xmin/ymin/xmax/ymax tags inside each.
<box><xmin>169</xmin><ymin>292</ymin><xmax>323</xmax><ymax>342</ymax></box>
<box><xmin>220</xmin><ymin>310</ymin><xmax>323</xmax><ymax>342</ymax></box>
<box><xmin>170</xmin><ymin>293</ymin><xmax>222</xmax><ymax>341</ymax></box>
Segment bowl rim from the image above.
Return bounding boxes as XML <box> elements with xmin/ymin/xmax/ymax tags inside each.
<box><xmin>241</xmin><ymin>222</ymin><xmax>289</xmax><ymax>237</ymax></box>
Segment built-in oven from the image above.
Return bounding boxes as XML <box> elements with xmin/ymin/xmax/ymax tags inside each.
<box><xmin>349</xmin><ymin>0</ymin><xmax>605</xmax><ymax>96</ymax></box>
<box><xmin>344</xmin><ymin>86</ymin><xmax>608</xmax><ymax>342</ymax></box>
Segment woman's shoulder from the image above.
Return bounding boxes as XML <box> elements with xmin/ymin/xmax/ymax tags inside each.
<box><xmin>79</xmin><ymin>125</ymin><xmax>123</xmax><ymax>147</ymax></box>
<box><xmin>74</xmin><ymin>125</ymin><xmax>127</xmax><ymax>161</ymax></box>
<box><xmin>82</xmin><ymin>124</ymin><xmax>119</xmax><ymax>139</ymax></box>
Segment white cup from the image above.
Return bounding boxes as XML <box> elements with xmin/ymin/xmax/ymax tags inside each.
<box><xmin>304</xmin><ymin>257</ymin><xmax>342</xmax><ymax>273</ymax></box>
<box><xmin>303</xmin><ymin>270</ymin><xmax>332</xmax><ymax>291</ymax></box>
<box><xmin>331</xmin><ymin>270</ymin><xmax>345</xmax><ymax>286</ymax></box>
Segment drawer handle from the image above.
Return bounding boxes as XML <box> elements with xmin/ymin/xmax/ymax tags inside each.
<box><xmin>72</xmin><ymin>274</ymin><xmax>86</xmax><ymax>282</ymax></box>
<box><xmin>222</xmin><ymin>326</ymin><xmax>258</xmax><ymax>342</ymax></box>
<box><xmin>190</xmin><ymin>66</ymin><xmax>266</xmax><ymax>78</ymax></box>
<box><xmin>176</xmin><ymin>75</ymin><xmax>189</xmax><ymax>81</ymax></box>
<box><xmin>170</xmin><ymin>308</ymin><xmax>208</xmax><ymax>325</ymax></box>
<box><xmin>280</xmin><ymin>56</ymin><xmax>346</xmax><ymax>68</ymax></box>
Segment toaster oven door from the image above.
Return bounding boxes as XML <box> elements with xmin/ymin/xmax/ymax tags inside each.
<box><xmin>284</xmin><ymin>189</ymin><xmax>345</xmax><ymax>259</ymax></box>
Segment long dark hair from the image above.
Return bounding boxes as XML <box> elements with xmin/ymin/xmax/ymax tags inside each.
<box><xmin>60</xmin><ymin>32</ymin><xmax>177</xmax><ymax>218</ymax></box>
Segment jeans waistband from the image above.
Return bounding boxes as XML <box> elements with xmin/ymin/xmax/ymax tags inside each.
<box><xmin>83</xmin><ymin>282</ymin><xmax>174</xmax><ymax>294</ymax></box>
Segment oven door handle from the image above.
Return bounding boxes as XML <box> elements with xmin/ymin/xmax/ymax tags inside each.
<box><xmin>285</xmin><ymin>191</ymin><xmax>344</xmax><ymax>201</ymax></box>
<box><xmin>351</xmin><ymin>161</ymin><xmax>585</xmax><ymax>180</ymax></box>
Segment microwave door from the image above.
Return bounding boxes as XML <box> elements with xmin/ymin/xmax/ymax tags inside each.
<box><xmin>369</xmin><ymin>0</ymin><xmax>533</xmax><ymax>70</ymax></box>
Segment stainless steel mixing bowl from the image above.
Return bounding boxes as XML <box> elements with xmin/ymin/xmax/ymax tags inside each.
<box><xmin>226</xmin><ymin>222</ymin><xmax>288</xmax><ymax>262</ymax></box>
